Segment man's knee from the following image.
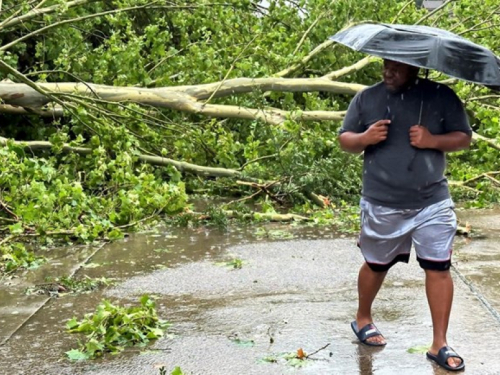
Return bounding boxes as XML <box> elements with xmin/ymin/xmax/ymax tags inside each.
<box><xmin>424</xmin><ymin>268</ymin><xmax>453</xmax><ymax>286</ymax></box>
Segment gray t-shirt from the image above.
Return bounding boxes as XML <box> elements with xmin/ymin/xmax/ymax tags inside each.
<box><xmin>340</xmin><ymin>78</ymin><xmax>471</xmax><ymax>209</ymax></box>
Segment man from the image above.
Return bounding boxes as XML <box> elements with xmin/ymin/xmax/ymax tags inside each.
<box><xmin>338</xmin><ymin>59</ymin><xmax>471</xmax><ymax>372</ymax></box>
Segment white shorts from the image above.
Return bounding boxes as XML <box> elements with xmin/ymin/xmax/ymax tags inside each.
<box><xmin>358</xmin><ymin>198</ymin><xmax>457</xmax><ymax>272</ymax></box>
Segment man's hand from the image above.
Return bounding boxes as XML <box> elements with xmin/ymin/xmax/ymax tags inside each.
<box><xmin>338</xmin><ymin>119</ymin><xmax>391</xmax><ymax>154</ymax></box>
<box><xmin>409</xmin><ymin>125</ymin><xmax>435</xmax><ymax>149</ymax></box>
<box><xmin>363</xmin><ymin>120</ymin><xmax>391</xmax><ymax>145</ymax></box>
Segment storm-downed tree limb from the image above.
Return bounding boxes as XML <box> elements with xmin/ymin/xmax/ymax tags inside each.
<box><xmin>0</xmin><ymin>136</ymin><xmax>245</xmax><ymax>179</ymax></box>
<box><xmin>0</xmin><ymin>104</ymin><xmax>64</xmax><ymax>117</ymax></box>
<box><xmin>323</xmin><ymin>56</ymin><xmax>377</xmax><ymax>80</ymax></box>
<box><xmin>174</xmin><ymin>77</ymin><xmax>364</xmax><ymax>98</ymax></box>
<box><xmin>305</xmin><ymin>192</ymin><xmax>330</xmax><ymax>208</ymax></box>
<box><xmin>0</xmin><ymin>78</ymin><xmax>366</xmax><ymax>107</ymax></box>
<box><xmin>0</xmin><ymin>79</ymin><xmax>356</xmax><ymax>124</ymax></box>
<box><xmin>188</xmin><ymin>210</ymin><xmax>311</xmax><ymax>222</ymax></box>
<box><xmin>233</xmin><ymin>180</ymin><xmax>286</xmax><ymax>205</ymax></box>
<box><xmin>472</xmin><ymin>132</ymin><xmax>500</xmax><ymax>151</ymax></box>
<box><xmin>0</xmin><ymin>136</ymin><xmax>333</xmax><ymax>209</ymax></box>
<box><xmin>275</xmin><ymin>40</ymin><xmax>336</xmax><ymax>78</ymax></box>
<box><xmin>450</xmin><ymin>171</ymin><xmax>500</xmax><ymax>188</ymax></box>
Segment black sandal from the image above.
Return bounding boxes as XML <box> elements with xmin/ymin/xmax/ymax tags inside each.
<box><xmin>426</xmin><ymin>345</ymin><xmax>465</xmax><ymax>372</ymax></box>
<box><xmin>350</xmin><ymin>321</ymin><xmax>386</xmax><ymax>346</ymax></box>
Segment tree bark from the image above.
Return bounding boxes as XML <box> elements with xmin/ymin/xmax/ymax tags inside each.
<box><xmin>0</xmin><ymin>137</ymin><xmax>244</xmax><ymax>179</ymax></box>
<box><xmin>0</xmin><ymin>79</ymin><xmax>359</xmax><ymax>124</ymax></box>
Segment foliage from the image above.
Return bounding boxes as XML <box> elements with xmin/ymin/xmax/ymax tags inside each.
<box><xmin>261</xmin><ymin>348</ymin><xmax>310</xmax><ymax>368</ymax></box>
<box><xmin>158</xmin><ymin>367</ymin><xmax>185</xmax><ymax>375</ymax></box>
<box><xmin>216</xmin><ymin>258</ymin><xmax>244</xmax><ymax>269</ymax></box>
<box><xmin>65</xmin><ymin>295</ymin><xmax>169</xmax><ymax>360</ymax></box>
<box><xmin>0</xmin><ymin>0</ymin><xmax>499</xmax><ymax>261</ymax></box>
<box><xmin>407</xmin><ymin>345</ymin><xmax>430</xmax><ymax>354</ymax></box>
<box><xmin>307</xmin><ymin>203</ymin><xmax>361</xmax><ymax>233</ymax></box>
<box><xmin>0</xmin><ymin>243</ymin><xmax>45</xmax><ymax>274</ymax></box>
<box><xmin>205</xmin><ymin>205</ymin><xmax>230</xmax><ymax>231</ymax></box>
<box><xmin>25</xmin><ymin>275</ymin><xmax>112</xmax><ymax>296</ymax></box>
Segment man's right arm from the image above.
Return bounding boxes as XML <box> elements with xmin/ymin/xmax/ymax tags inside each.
<box><xmin>339</xmin><ymin>120</ymin><xmax>391</xmax><ymax>154</ymax></box>
<box><xmin>338</xmin><ymin>132</ymin><xmax>369</xmax><ymax>153</ymax></box>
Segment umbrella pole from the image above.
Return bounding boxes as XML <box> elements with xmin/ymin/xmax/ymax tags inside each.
<box><xmin>410</xmin><ymin>78</ymin><xmax>426</xmax><ymax>171</ymax></box>
<box><xmin>418</xmin><ymin>69</ymin><xmax>429</xmax><ymax>124</ymax></box>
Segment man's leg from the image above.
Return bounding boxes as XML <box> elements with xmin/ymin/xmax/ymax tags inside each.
<box><xmin>356</xmin><ymin>262</ymin><xmax>387</xmax><ymax>345</ymax></box>
<box><xmin>425</xmin><ymin>269</ymin><xmax>462</xmax><ymax>368</ymax></box>
<box><xmin>355</xmin><ymin>199</ymin><xmax>411</xmax><ymax>345</ymax></box>
<box><xmin>413</xmin><ymin>199</ymin><xmax>463</xmax><ymax>368</ymax></box>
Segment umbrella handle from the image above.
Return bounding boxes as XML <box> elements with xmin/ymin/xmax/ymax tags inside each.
<box><xmin>418</xmin><ymin>99</ymin><xmax>424</xmax><ymax>125</ymax></box>
<box><xmin>409</xmin><ymin>88</ymin><xmax>425</xmax><ymax>171</ymax></box>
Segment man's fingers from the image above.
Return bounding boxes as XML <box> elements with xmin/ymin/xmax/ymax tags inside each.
<box><xmin>364</xmin><ymin>121</ymin><xmax>390</xmax><ymax>145</ymax></box>
<box><xmin>374</xmin><ymin>119</ymin><xmax>391</xmax><ymax>127</ymax></box>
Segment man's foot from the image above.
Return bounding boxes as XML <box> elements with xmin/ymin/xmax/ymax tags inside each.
<box><xmin>427</xmin><ymin>345</ymin><xmax>464</xmax><ymax>371</ymax></box>
<box><xmin>351</xmin><ymin>321</ymin><xmax>386</xmax><ymax>346</ymax></box>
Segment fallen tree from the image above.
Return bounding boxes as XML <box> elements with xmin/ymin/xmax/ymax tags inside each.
<box><xmin>0</xmin><ymin>0</ymin><xmax>499</xmax><ymax>260</ymax></box>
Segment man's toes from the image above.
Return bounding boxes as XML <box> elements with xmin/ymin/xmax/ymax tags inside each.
<box><xmin>448</xmin><ymin>357</ymin><xmax>462</xmax><ymax>368</ymax></box>
<box><xmin>367</xmin><ymin>335</ymin><xmax>385</xmax><ymax>345</ymax></box>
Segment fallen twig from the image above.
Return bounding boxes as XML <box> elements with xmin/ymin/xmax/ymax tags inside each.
<box><xmin>457</xmin><ymin>223</ymin><xmax>472</xmax><ymax>236</ymax></box>
<box><xmin>306</xmin><ymin>343</ymin><xmax>331</xmax><ymax>359</ymax></box>
<box><xmin>0</xmin><ymin>198</ymin><xmax>18</xmax><ymax>220</ymax></box>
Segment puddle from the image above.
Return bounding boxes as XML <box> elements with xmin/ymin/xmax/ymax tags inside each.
<box><xmin>455</xmin><ymin>209</ymin><xmax>500</xmax><ymax>312</ymax></box>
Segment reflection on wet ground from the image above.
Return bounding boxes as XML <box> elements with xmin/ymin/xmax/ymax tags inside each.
<box><xmin>453</xmin><ymin>209</ymin><xmax>500</xmax><ymax>315</ymax></box>
<box><xmin>0</xmin><ymin>210</ymin><xmax>499</xmax><ymax>374</ymax></box>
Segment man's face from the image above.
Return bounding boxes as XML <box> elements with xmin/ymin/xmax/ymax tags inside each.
<box><xmin>383</xmin><ymin>60</ymin><xmax>417</xmax><ymax>92</ymax></box>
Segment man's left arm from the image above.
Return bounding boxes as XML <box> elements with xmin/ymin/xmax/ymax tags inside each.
<box><xmin>409</xmin><ymin>86</ymin><xmax>472</xmax><ymax>152</ymax></box>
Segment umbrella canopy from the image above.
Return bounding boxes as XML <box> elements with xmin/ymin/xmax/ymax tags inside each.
<box><xmin>329</xmin><ymin>23</ymin><xmax>500</xmax><ymax>90</ymax></box>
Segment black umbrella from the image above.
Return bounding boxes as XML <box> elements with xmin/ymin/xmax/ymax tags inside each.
<box><xmin>329</xmin><ymin>23</ymin><xmax>500</xmax><ymax>90</ymax></box>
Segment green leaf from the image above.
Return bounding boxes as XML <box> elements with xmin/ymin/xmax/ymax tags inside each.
<box><xmin>8</xmin><ymin>223</ymin><xmax>23</xmax><ymax>235</ymax></box>
<box><xmin>407</xmin><ymin>345</ymin><xmax>430</xmax><ymax>354</ymax></box>
<box><xmin>65</xmin><ymin>349</ymin><xmax>90</xmax><ymax>361</ymax></box>
<box><xmin>171</xmin><ymin>367</ymin><xmax>184</xmax><ymax>375</ymax></box>
<box><xmin>66</xmin><ymin>318</ymin><xmax>80</xmax><ymax>330</ymax></box>
<box><xmin>230</xmin><ymin>338</ymin><xmax>255</xmax><ymax>347</ymax></box>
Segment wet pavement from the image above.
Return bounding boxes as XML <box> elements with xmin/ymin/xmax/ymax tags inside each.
<box><xmin>0</xmin><ymin>210</ymin><xmax>499</xmax><ymax>374</ymax></box>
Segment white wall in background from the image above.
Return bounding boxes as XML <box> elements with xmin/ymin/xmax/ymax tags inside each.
<box><xmin>423</xmin><ymin>1</ymin><xmax>444</xmax><ymax>10</ymax></box>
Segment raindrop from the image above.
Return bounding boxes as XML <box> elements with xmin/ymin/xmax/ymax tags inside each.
<box><xmin>401</xmin><ymin>94</ymin><xmax>404</xmax><ymax>100</ymax></box>
<box><xmin>425</xmin><ymin>156</ymin><xmax>434</xmax><ymax>172</ymax></box>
